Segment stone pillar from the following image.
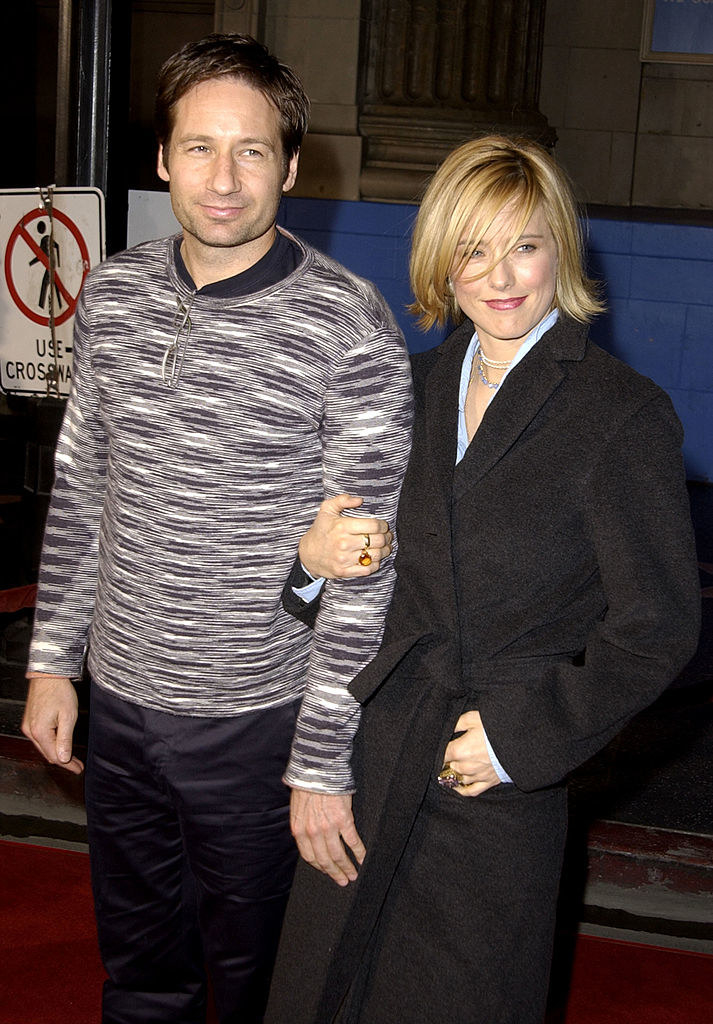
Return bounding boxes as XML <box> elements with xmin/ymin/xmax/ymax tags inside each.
<box><xmin>214</xmin><ymin>0</ymin><xmax>265</xmax><ymax>38</ymax></box>
<box><xmin>359</xmin><ymin>0</ymin><xmax>554</xmax><ymax>201</ymax></box>
<box><xmin>215</xmin><ymin>0</ymin><xmax>364</xmax><ymax>200</ymax></box>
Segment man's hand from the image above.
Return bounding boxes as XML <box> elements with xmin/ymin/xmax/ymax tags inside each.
<box><xmin>442</xmin><ymin>710</ymin><xmax>499</xmax><ymax>797</ymax></box>
<box><xmin>22</xmin><ymin>676</ymin><xmax>84</xmax><ymax>774</ymax></box>
<box><xmin>289</xmin><ymin>788</ymin><xmax>366</xmax><ymax>886</ymax></box>
<box><xmin>298</xmin><ymin>494</ymin><xmax>393</xmax><ymax>579</ymax></box>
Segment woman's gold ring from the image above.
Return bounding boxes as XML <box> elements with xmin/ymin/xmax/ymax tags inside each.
<box><xmin>437</xmin><ymin>763</ymin><xmax>465</xmax><ymax>789</ymax></box>
<box><xmin>358</xmin><ymin>548</ymin><xmax>372</xmax><ymax>567</ymax></box>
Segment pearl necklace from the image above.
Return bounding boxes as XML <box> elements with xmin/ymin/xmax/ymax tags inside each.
<box><xmin>480</xmin><ymin>352</ymin><xmax>512</xmax><ymax>369</ymax></box>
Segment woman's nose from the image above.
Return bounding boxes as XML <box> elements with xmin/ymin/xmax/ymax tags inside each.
<box><xmin>487</xmin><ymin>256</ymin><xmax>515</xmax><ymax>289</ymax></box>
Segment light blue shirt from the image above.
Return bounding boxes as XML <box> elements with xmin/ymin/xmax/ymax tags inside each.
<box><xmin>294</xmin><ymin>567</ymin><xmax>324</xmax><ymax>603</ymax></box>
<box><xmin>456</xmin><ymin>308</ymin><xmax>559</xmax><ymax>461</ymax></box>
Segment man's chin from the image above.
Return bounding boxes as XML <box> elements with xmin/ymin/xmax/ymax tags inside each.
<box><xmin>190</xmin><ymin>226</ymin><xmax>256</xmax><ymax>250</ymax></box>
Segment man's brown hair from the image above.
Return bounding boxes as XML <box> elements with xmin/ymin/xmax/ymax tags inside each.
<box><xmin>155</xmin><ymin>33</ymin><xmax>309</xmax><ymax>173</ymax></box>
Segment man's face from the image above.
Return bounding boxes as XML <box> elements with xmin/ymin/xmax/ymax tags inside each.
<box><xmin>157</xmin><ymin>76</ymin><xmax>298</xmax><ymax>276</ymax></box>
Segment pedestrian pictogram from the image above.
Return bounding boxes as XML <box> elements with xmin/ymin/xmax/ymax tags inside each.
<box><xmin>0</xmin><ymin>187</ymin><xmax>104</xmax><ymax>397</ymax></box>
<box><xmin>5</xmin><ymin>206</ymin><xmax>91</xmax><ymax>328</ymax></box>
<box><xmin>31</xmin><ymin>219</ymin><xmax>63</xmax><ymax>312</ymax></box>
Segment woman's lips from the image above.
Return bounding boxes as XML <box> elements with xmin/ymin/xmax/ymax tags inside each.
<box><xmin>484</xmin><ymin>297</ymin><xmax>527</xmax><ymax>310</ymax></box>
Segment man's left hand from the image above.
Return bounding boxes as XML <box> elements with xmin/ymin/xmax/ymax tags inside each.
<box><xmin>289</xmin><ymin>788</ymin><xmax>366</xmax><ymax>886</ymax></box>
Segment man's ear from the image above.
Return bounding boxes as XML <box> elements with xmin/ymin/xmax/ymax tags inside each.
<box><xmin>157</xmin><ymin>144</ymin><xmax>170</xmax><ymax>183</ymax></box>
<box><xmin>282</xmin><ymin>150</ymin><xmax>300</xmax><ymax>194</ymax></box>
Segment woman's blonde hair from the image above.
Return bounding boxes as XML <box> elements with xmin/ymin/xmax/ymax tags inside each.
<box><xmin>409</xmin><ymin>135</ymin><xmax>604</xmax><ymax>330</ymax></box>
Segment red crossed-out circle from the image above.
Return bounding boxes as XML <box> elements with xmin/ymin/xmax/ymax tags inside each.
<box><xmin>4</xmin><ymin>207</ymin><xmax>91</xmax><ymax>327</ymax></box>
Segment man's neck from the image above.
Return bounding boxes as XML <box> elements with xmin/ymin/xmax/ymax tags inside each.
<box><xmin>180</xmin><ymin>226</ymin><xmax>277</xmax><ymax>289</ymax></box>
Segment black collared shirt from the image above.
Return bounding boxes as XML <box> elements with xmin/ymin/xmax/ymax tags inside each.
<box><xmin>173</xmin><ymin>229</ymin><xmax>304</xmax><ymax>297</ymax></box>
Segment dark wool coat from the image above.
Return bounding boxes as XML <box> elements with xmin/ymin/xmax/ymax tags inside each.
<box><xmin>267</xmin><ymin>317</ymin><xmax>701</xmax><ymax>1024</ymax></box>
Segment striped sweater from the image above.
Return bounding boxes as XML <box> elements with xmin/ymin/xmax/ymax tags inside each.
<box><xmin>28</xmin><ymin>230</ymin><xmax>414</xmax><ymax>792</ymax></box>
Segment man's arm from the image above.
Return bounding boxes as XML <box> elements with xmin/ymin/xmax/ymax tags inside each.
<box><xmin>289</xmin><ymin>789</ymin><xmax>365</xmax><ymax>886</ymax></box>
<box><xmin>24</xmin><ymin>288</ymin><xmax>108</xmax><ymax>769</ymax></box>
<box><xmin>284</xmin><ymin>313</ymin><xmax>413</xmax><ymax>883</ymax></box>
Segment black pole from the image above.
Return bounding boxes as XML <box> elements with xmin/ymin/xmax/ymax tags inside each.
<box><xmin>56</xmin><ymin>0</ymin><xmax>131</xmax><ymax>253</ymax></box>
<box><xmin>74</xmin><ymin>0</ymin><xmax>112</xmax><ymax>193</ymax></box>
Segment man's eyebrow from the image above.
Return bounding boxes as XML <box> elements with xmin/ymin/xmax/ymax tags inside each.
<box><xmin>174</xmin><ymin>133</ymin><xmax>276</xmax><ymax>150</ymax></box>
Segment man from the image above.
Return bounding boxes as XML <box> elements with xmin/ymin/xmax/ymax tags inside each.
<box><xmin>22</xmin><ymin>34</ymin><xmax>412</xmax><ymax>1024</ymax></box>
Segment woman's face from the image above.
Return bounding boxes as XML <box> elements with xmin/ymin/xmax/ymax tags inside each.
<box><xmin>451</xmin><ymin>203</ymin><xmax>558</xmax><ymax>353</ymax></box>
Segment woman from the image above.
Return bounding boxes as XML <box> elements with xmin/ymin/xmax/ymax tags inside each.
<box><xmin>266</xmin><ymin>136</ymin><xmax>700</xmax><ymax>1024</ymax></box>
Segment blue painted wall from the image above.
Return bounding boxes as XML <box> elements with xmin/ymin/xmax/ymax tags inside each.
<box><xmin>280</xmin><ymin>197</ymin><xmax>712</xmax><ymax>482</ymax></box>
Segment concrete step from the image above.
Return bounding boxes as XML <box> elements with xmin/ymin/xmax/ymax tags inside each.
<box><xmin>0</xmin><ymin>734</ymin><xmax>87</xmax><ymax>846</ymax></box>
<box><xmin>580</xmin><ymin>819</ymin><xmax>713</xmax><ymax>942</ymax></box>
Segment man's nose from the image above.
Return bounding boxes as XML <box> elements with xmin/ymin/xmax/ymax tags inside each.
<box><xmin>207</xmin><ymin>153</ymin><xmax>241</xmax><ymax>194</ymax></box>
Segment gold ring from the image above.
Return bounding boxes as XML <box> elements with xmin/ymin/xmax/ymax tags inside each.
<box><xmin>363</xmin><ymin>534</ymin><xmax>370</xmax><ymax>548</ymax></box>
<box><xmin>437</xmin><ymin>763</ymin><xmax>465</xmax><ymax>789</ymax></box>
<box><xmin>358</xmin><ymin>548</ymin><xmax>372</xmax><ymax>566</ymax></box>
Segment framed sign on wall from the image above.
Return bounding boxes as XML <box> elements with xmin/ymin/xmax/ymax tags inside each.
<box><xmin>641</xmin><ymin>0</ymin><xmax>713</xmax><ymax>64</ymax></box>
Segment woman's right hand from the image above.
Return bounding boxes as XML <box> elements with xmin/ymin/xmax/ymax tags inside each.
<box><xmin>298</xmin><ymin>494</ymin><xmax>393</xmax><ymax>579</ymax></box>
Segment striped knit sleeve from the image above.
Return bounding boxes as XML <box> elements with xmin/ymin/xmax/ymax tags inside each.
<box><xmin>27</xmin><ymin>289</ymin><xmax>108</xmax><ymax>676</ymax></box>
<box><xmin>284</xmin><ymin>318</ymin><xmax>414</xmax><ymax>793</ymax></box>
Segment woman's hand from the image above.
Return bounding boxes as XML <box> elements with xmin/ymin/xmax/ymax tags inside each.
<box><xmin>298</xmin><ymin>494</ymin><xmax>393</xmax><ymax>579</ymax></box>
<box><xmin>442</xmin><ymin>710</ymin><xmax>500</xmax><ymax>797</ymax></box>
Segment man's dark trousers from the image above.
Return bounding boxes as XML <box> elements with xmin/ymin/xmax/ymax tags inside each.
<box><xmin>85</xmin><ymin>683</ymin><xmax>300</xmax><ymax>1024</ymax></box>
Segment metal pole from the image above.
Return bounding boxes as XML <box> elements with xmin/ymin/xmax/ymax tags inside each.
<box><xmin>54</xmin><ymin>0</ymin><xmax>74</xmax><ymax>186</ymax></box>
<box><xmin>75</xmin><ymin>0</ymin><xmax>113</xmax><ymax>193</ymax></box>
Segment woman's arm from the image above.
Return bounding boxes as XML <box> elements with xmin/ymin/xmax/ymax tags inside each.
<box><xmin>478</xmin><ymin>392</ymin><xmax>701</xmax><ymax>792</ymax></box>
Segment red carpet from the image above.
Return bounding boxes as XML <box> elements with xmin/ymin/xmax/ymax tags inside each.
<box><xmin>0</xmin><ymin>584</ymin><xmax>36</xmax><ymax>613</ymax></box>
<box><xmin>1</xmin><ymin>839</ymin><xmax>712</xmax><ymax>1023</ymax></box>
<box><xmin>556</xmin><ymin>933</ymin><xmax>713</xmax><ymax>1023</ymax></box>
<box><xmin>0</xmin><ymin>839</ymin><xmax>104</xmax><ymax>1023</ymax></box>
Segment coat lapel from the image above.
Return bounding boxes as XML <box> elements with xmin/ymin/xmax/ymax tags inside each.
<box><xmin>453</xmin><ymin>317</ymin><xmax>587</xmax><ymax>501</ymax></box>
<box><xmin>420</xmin><ymin>320</ymin><xmax>473</xmax><ymax>500</ymax></box>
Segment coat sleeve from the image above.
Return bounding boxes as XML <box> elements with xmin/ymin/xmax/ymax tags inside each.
<box><xmin>281</xmin><ymin>556</ymin><xmax>321</xmax><ymax>630</ymax></box>
<box><xmin>479</xmin><ymin>391</ymin><xmax>701</xmax><ymax>792</ymax></box>
<box><xmin>27</xmin><ymin>289</ymin><xmax>108</xmax><ymax>676</ymax></box>
<box><xmin>284</xmin><ymin>321</ymin><xmax>413</xmax><ymax>793</ymax></box>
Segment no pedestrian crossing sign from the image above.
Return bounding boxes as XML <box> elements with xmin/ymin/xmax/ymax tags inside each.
<box><xmin>0</xmin><ymin>187</ymin><xmax>105</xmax><ymax>397</ymax></box>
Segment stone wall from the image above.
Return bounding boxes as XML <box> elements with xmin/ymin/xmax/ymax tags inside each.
<box><xmin>540</xmin><ymin>0</ymin><xmax>713</xmax><ymax>209</ymax></box>
<box><xmin>217</xmin><ymin>0</ymin><xmax>364</xmax><ymax>198</ymax></box>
